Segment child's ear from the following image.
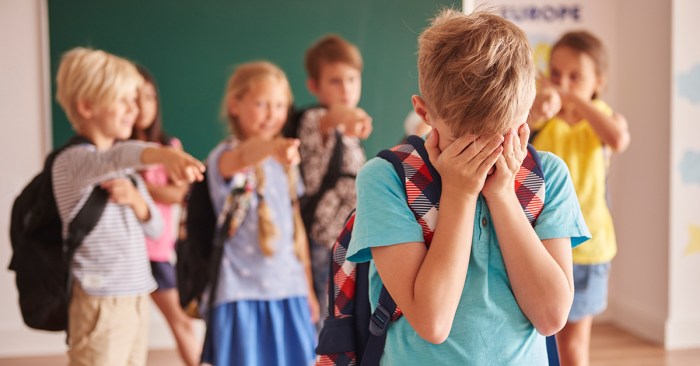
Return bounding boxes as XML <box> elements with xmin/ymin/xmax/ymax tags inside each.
<box><xmin>306</xmin><ymin>78</ymin><xmax>320</xmax><ymax>97</ymax></box>
<box><xmin>76</xmin><ymin>99</ymin><xmax>94</xmax><ymax>120</ymax></box>
<box><xmin>227</xmin><ymin>96</ymin><xmax>239</xmax><ymax>117</ymax></box>
<box><xmin>595</xmin><ymin>74</ymin><xmax>607</xmax><ymax>98</ymax></box>
<box><xmin>411</xmin><ymin>95</ymin><xmax>432</xmax><ymax>126</ymax></box>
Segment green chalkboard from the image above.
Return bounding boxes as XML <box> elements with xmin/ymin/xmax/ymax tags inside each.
<box><xmin>49</xmin><ymin>0</ymin><xmax>459</xmax><ymax>159</ymax></box>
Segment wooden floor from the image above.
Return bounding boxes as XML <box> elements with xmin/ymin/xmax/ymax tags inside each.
<box><xmin>590</xmin><ymin>324</ymin><xmax>700</xmax><ymax>366</ymax></box>
<box><xmin>1</xmin><ymin>323</ymin><xmax>699</xmax><ymax>365</ymax></box>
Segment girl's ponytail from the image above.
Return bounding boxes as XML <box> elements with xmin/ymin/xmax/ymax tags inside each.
<box><xmin>254</xmin><ymin>164</ymin><xmax>307</xmax><ymax>261</ymax></box>
<box><xmin>255</xmin><ymin>164</ymin><xmax>277</xmax><ymax>256</ymax></box>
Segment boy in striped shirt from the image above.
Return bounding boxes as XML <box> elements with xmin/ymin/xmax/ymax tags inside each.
<box><xmin>53</xmin><ymin>47</ymin><xmax>204</xmax><ymax>366</ymax></box>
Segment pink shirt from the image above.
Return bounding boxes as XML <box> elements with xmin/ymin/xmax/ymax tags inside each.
<box><xmin>143</xmin><ymin>138</ymin><xmax>181</xmax><ymax>262</ymax></box>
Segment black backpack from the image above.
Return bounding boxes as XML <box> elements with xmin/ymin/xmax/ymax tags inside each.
<box><xmin>283</xmin><ymin>106</ymin><xmax>348</xmax><ymax>235</ymax></box>
<box><xmin>176</xmin><ymin>170</ymin><xmax>251</xmax><ymax>318</ymax></box>
<box><xmin>8</xmin><ymin>136</ymin><xmax>109</xmax><ymax>332</ymax></box>
<box><xmin>176</xmin><ymin>175</ymin><xmax>217</xmax><ymax>317</ymax></box>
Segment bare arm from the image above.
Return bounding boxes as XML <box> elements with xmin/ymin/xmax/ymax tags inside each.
<box><xmin>298</xmin><ymin>222</ymin><xmax>320</xmax><ymax>323</ymax></box>
<box><xmin>371</xmin><ymin>194</ymin><xmax>477</xmax><ymax>344</ymax></box>
<box><xmin>318</xmin><ymin>105</ymin><xmax>373</xmax><ymax>140</ymax></box>
<box><xmin>101</xmin><ymin>178</ymin><xmax>151</xmax><ymax>222</ymax></box>
<box><xmin>146</xmin><ymin>183</ymin><xmax>188</xmax><ymax>205</ymax></box>
<box><xmin>483</xmin><ymin>123</ymin><xmax>573</xmax><ymax>336</ymax></box>
<box><xmin>218</xmin><ymin>137</ymin><xmax>300</xmax><ymax>179</ymax></box>
<box><xmin>140</xmin><ymin>146</ymin><xmax>205</xmax><ymax>184</ymax></box>
<box><xmin>569</xmin><ymin>95</ymin><xmax>630</xmax><ymax>152</ymax></box>
<box><xmin>370</xmin><ymin>131</ymin><xmax>504</xmax><ymax>344</ymax></box>
<box><xmin>487</xmin><ymin>194</ymin><xmax>573</xmax><ymax>336</ymax></box>
<box><xmin>144</xmin><ymin>140</ymin><xmax>193</xmax><ymax>204</ymax></box>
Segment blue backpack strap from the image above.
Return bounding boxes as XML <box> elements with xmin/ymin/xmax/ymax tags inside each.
<box><xmin>359</xmin><ymin>286</ymin><xmax>398</xmax><ymax>365</ymax></box>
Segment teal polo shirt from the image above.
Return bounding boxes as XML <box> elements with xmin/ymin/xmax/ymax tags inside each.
<box><xmin>347</xmin><ymin>151</ymin><xmax>590</xmax><ymax>365</ymax></box>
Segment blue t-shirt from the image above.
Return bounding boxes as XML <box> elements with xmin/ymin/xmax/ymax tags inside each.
<box><xmin>207</xmin><ymin>142</ymin><xmax>308</xmax><ymax>306</ymax></box>
<box><xmin>347</xmin><ymin>151</ymin><xmax>590</xmax><ymax>365</ymax></box>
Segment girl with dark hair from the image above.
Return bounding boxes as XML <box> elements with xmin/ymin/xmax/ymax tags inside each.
<box><xmin>132</xmin><ymin>65</ymin><xmax>200</xmax><ymax>366</ymax></box>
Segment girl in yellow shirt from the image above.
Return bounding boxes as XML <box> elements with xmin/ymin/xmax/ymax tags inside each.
<box><xmin>529</xmin><ymin>31</ymin><xmax>631</xmax><ymax>366</ymax></box>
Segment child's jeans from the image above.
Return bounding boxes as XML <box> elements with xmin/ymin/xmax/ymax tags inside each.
<box><xmin>67</xmin><ymin>283</ymin><xmax>150</xmax><ymax>366</ymax></box>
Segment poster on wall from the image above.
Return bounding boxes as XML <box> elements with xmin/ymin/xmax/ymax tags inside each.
<box><xmin>470</xmin><ymin>0</ymin><xmax>618</xmax><ymax>103</ymax></box>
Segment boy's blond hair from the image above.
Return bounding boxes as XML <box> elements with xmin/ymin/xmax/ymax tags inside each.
<box><xmin>304</xmin><ymin>34</ymin><xmax>363</xmax><ymax>81</ymax></box>
<box><xmin>55</xmin><ymin>47</ymin><xmax>142</xmax><ymax>130</ymax></box>
<box><xmin>418</xmin><ymin>9</ymin><xmax>535</xmax><ymax>136</ymax></box>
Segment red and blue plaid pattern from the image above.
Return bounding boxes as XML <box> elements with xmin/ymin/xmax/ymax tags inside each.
<box><xmin>330</xmin><ymin>214</ymin><xmax>356</xmax><ymax>318</ymax></box>
<box><xmin>387</xmin><ymin>143</ymin><xmax>440</xmax><ymax>245</ymax></box>
<box><xmin>316</xmin><ymin>138</ymin><xmax>545</xmax><ymax>366</ymax></box>
<box><xmin>516</xmin><ymin>145</ymin><xmax>545</xmax><ymax>225</ymax></box>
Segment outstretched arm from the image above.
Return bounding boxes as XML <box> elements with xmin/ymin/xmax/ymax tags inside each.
<box><xmin>143</xmin><ymin>142</ymin><xmax>190</xmax><ymax>204</ymax></box>
<box><xmin>217</xmin><ymin>137</ymin><xmax>300</xmax><ymax>178</ymax></box>
<box><xmin>141</xmin><ymin>146</ymin><xmax>205</xmax><ymax>184</ymax></box>
<box><xmin>562</xmin><ymin>91</ymin><xmax>630</xmax><ymax>153</ymax></box>
<box><xmin>319</xmin><ymin>104</ymin><xmax>373</xmax><ymax>140</ymax></box>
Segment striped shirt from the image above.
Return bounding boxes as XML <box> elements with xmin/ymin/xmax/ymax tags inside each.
<box><xmin>52</xmin><ymin>141</ymin><xmax>161</xmax><ymax>296</ymax></box>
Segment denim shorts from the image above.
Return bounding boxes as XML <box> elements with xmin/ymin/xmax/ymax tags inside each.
<box><xmin>150</xmin><ymin>261</ymin><xmax>177</xmax><ymax>291</ymax></box>
<box><xmin>568</xmin><ymin>262</ymin><xmax>611</xmax><ymax>322</ymax></box>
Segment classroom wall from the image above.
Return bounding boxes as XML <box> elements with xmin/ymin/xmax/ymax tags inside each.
<box><xmin>668</xmin><ymin>0</ymin><xmax>700</xmax><ymax>349</ymax></box>
<box><xmin>0</xmin><ymin>0</ymin><xmax>69</xmax><ymax>356</ymax></box>
<box><xmin>0</xmin><ymin>0</ymin><xmax>190</xmax><ymax>357</ymax></box>
<box><xmin>606</xmin><ymin>0</ymin><xmax>672</xmax><ymax>346</ymax></box>
<box><xmin>606</xmin><ymin>0</ymin><xmax>700</xmax><ymax>349</ymax></box>
<box><xmin>47</xmin><ymin>0</ymin><xmax>459</xmax><ymax>160</ymax></box>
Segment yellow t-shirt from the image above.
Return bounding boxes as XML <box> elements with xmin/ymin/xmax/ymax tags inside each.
<box><xmin>531</xmin><ymin>99</ymin><xmax>616</xmax><ymax>264</ymax></box>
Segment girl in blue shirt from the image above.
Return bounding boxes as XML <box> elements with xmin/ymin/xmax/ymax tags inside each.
<box><xmin>201</xmin><ymin>61</ymin><xmax>318</xmax><ymax>366</ymax></box>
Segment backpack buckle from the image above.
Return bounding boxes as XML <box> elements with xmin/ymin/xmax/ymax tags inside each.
<box><xmin>369</xmin><ymin>304</ymin><xmax>391</xmax><ymax>336</ymax></box>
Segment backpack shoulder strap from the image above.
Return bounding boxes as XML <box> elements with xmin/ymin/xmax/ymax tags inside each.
<box><xmin>517</xmin><ymin>144</ymin><xmax>546</xmax><ymax>225</ymax></box>
<box><xmin>377</xmin><ymin>135</ymin><xmax>441</xmax><ymax>245</ymax></box>
<box><xmin>300</xmin><ymin>130</ymin><xmax>345</xmax><ymax>233</ymax></box>
<box><xmin>292</xmin><ymin>106</ymin><xmax>351</xmax><ymax>234</ymax></box>
<box><xmin>361</xmin><ymin>136</ymin><xmax>442</xmax><ymax>364</ymax></box>
<box><xmin>55</xmin><ymin>135</ymin><xmax>109</xmax><ymax>251</ymax></box>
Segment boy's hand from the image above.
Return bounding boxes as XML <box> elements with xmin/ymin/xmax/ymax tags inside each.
<box><xmin>101</xmin><ymin>178</ymin><xmax>150</xmax><ymax>221</ymax></box>
<box><xmin>483</xmin><ymin>123</ymin><xmax>530</xmax><ymax>200</ymax></box>
<box><xmin>271</xmin><ymin>137</ymin><xmax>301</xmax><ymax>166</ymax></box>
<box><xmin>322</xmin><ymin>105</ymin><xmax>373</xmax><ymax>139</ymax></box>
<box><xmin>156</xmin><ymin>148</ymin><xmax>206</xmax><ymax>185</ymax></box>
<box><xmin>424</xmin><ymin>129</ymin><xmax>504</xmax><ymax>199</ymax></box>
<box><xmin>101</xmin><ymin>178</ymin><xmax>139</xmax><ymax>205</ymax></box>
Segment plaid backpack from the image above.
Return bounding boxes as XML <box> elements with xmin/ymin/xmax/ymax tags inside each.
<box><xmin>316</xmin><ymin>135</ymin><xmax>553</xmax><ymax>366</ymax></box>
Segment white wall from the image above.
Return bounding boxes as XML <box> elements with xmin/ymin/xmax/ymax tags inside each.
<box><xmin>0</xmin><ymin>0</ymin><xmax>188</xmax><ymax>357</ymax></box>
<box><xmin>0</xmin><ymin>0</ymin><xmax>66</xmax><ymax>357</ymax></box>
<box><xmin>605</xmin><ymin>0</ymin><xmax>673</xmax><ymax>345</ymax></box>
<box><xmin>667</xmin><ymin>0</ymin><xmax>700</xmax><ymax>349</ymax></box>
